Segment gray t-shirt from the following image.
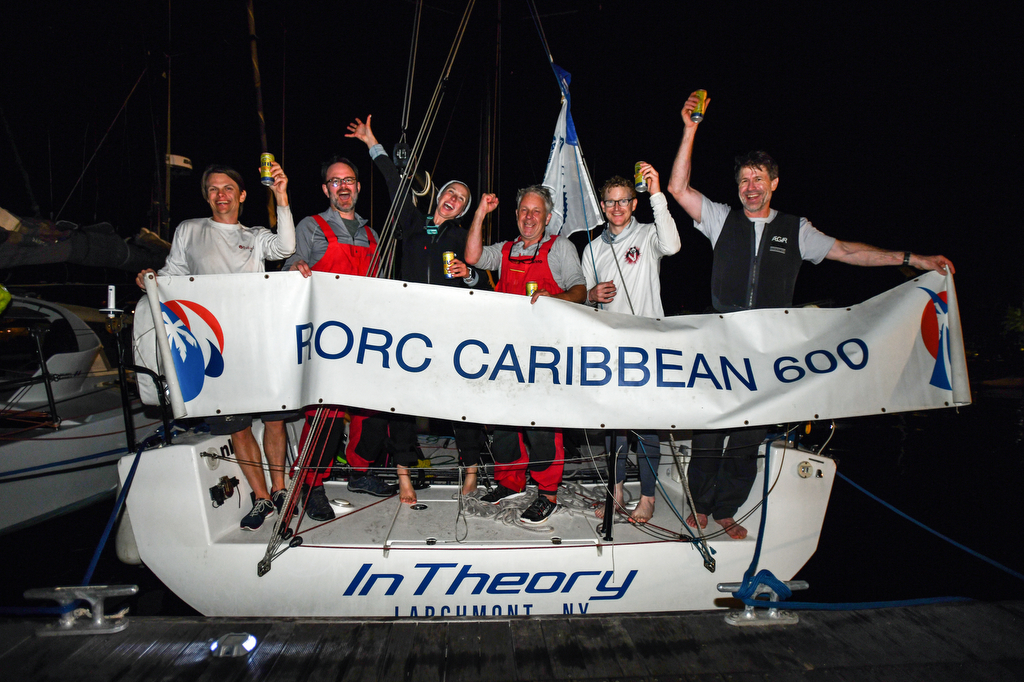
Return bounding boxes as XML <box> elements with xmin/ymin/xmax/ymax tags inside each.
<box><xmin>695</xmin><ymin>196</ymin><xmax>835</xmax><ymax>264</ymax></box>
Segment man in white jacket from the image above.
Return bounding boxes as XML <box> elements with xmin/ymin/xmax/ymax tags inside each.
<box><xmin>581</xmin><ymin>164</ymin><xmax>681</xmax><ymax>523</ymax></box>
<box><xmin>136</xmin><ymin>162</ymin><xmax>297</xmax><ymax>532</ymax></box>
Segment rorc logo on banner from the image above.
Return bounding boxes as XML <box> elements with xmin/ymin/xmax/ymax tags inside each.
<box><xmin>160</xmin><ymin>300</ymin><xmax>225</xmax><ymax>401</ymax></box>
<box><xmin>918</xmin><ymin>287</ymin><xmax>951</xmax><ymax>391</ymax></box>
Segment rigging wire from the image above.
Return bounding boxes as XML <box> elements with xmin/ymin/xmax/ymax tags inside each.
<box><xmin>56</xmin><ymin>67</ymin><xmax>148</xmax><ymax>221</ymax></box>
<box><xmin>364</xmin><ymin>0</ymin><xmax>477</xmax><ymax>280</ymax></box>
<box><xmin>399</xmin><ymin>0</ymin><xmax>424</xmax><ymax>143</ymax></box>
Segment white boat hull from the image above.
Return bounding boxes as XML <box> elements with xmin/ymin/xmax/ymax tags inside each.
<box><xmin>0</xmin><ymin>384</ymin><xmax>161</xmax><ymax>534</ymax></box>
<box><xmin>120</xmin><ymin>431</ymin><xmax>836</xmax><ymax>617</ymax></box>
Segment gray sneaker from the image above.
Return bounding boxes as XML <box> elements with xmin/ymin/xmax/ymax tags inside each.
<box><xmin>347</xmin><ymin>474</ymin><xmax>397</xmax><ymax>497</ymax></box>
<box><xmin>241</xmin><ymin>497</ymin><xmax>275</xmax><ymax>531</ymax></box>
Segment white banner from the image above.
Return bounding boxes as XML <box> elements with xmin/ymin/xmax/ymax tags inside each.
<box><xmin>541</xmin><ymin>66</ymin><xmax>603</xmax><ymax>239</ymax></box>
<box><xmin>133</xmin><ymin>271</ymin><xmax>969</xmax><ymax>429</ymax></box>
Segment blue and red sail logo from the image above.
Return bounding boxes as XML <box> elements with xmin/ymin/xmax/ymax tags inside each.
<box><xmin>918</xmin><ymin>287</ymin><xmax>951</xmax><ymax>390</ymax></box>
<box><xmin>159</xmin><ymin>300</ymin><xmax>225</xmax><ymax>402</ymax></box>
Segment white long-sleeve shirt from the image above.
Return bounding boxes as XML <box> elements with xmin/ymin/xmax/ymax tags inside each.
<box><xmin>580</xmin><ymin>192</ymin><xmax>680</xmax><ymax>317</ymax></box>
<box><xmin>159</xmin><ymin>205</ymin><xmax>296</xmax><ymax>276</ymax></box>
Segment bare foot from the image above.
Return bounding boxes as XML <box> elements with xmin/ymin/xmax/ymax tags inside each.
<box><xmin>595</xmin><ymin>481</ymin><xmax>624</xmax><ymax>519</ymax></box>
<box><xmin>629</xmin><ymin>495</ymin><xmax>655</xmax><ymax>524</ymax></box>
<box><xmin>716</xmin><ymin>517</ymin><xmax>747</xmax><ymax>539</ymax></box>
<box><xmin>685</xmin><ymin>512</ymin><xmax>708</xmax><ymax>529</ymax></box>
<box><xmin>461</xmin><ymin>466</ymin><xmax>478</xmax><ymax>495</ymax></box>
<box><xmin>397</xmin><ymin>466</ymin><xmax>417</xmax><ymax>504</ymax></box>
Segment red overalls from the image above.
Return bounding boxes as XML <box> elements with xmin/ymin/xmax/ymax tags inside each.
<box><xmin>491</xmin><ymin>237</ymin><xmax>565</xmax><ymax>496</ymax></box>
<box><xmin>495</xmin><ymin>237</ymin><xmax>563</xmax><ymax>296</ymax></box>
<box><xmin>295</xmin><ymin>217</ymin><xmax>378</xmax><ymax>486</ymax></box>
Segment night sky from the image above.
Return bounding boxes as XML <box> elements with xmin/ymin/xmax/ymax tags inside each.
<box><xmin>1</xmin><ymin>1</ymin><xmax>1020</xmax><ymax>348</ymax></box>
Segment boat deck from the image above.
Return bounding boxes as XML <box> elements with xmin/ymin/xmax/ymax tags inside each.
<box><xmin>232</xmin><ymin>433</ymin><xmax>759</xmax><ymax>551</ymax></box>
<box><xmin>246</xmin><ymin>477</ymin><xmax>714</xmax><ymax>550</ymax></box>
<box><xmin>2</xmin><ymin>600</ymin><xmax>1021</xmax><ymax>681</ymax></box>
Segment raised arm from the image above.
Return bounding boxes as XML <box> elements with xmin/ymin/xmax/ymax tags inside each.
<box><xmin>464</xmin><ymin>193</ymin><xmax>498</xmax><ymax>266</ymax></box>
<box><xmin>641</xmin><ymin>162</ymin><xmax>681</xmax><ymax>256</ymax></box>
<box><xmin>666</xmin><ymin>91</ymin><xmax>708</xmax><ymax>224</ymax></box>
<box><xmin>348</xmin><ymin>115</ymin><xmax>422</xmax><ymax>237</ymax></box>
<box><xmin>266</xmin><ymin>162</ymin><xmax>295</xmax><ymax>257</ymax></box>
<box><xmin>826</xmin><ymin>240</ymin><xmax>955</xmax><ymax>274</ymax></box>
<box><xmin>345</xmin><ymin>115</ymin><xmax>379</xmax><ymax>149</ymax></box>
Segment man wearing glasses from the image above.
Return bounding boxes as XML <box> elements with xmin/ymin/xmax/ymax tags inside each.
<box><xmin>581</xmin><ymin>166</ymin><xmax>681</xmax><ymax>524</ymax></box>
<box><xmin>464</xmin><ymin>185</ymin><xmax>587</xmax><ymax>524</ymax></box>
<box><xmin>286</xmin><ymin>156</ymin><xmax>403</xmax><ymax>520</ymax></box>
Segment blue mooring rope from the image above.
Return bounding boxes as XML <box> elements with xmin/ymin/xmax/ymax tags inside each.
<box><xmin>734</xmin><ymin>452</ymin><xmax>1022</xmax><ymax>611</ymax></box>
<box><xmin>836</xmin><ymin>471</ymin><xmax>1024</xmax><ymax>583</ymax></box>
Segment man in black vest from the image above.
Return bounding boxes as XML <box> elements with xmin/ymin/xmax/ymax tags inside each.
<box><xmin>667</xmin><ymin>90</ymin><xmax>954</xmax><ymax>538</ymax></box>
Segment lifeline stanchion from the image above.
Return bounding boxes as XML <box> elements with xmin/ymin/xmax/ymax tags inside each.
<box><xmin>598</xmin><ymin>430</ymin><xmax>617</xmax><ymax>540</ymax></box>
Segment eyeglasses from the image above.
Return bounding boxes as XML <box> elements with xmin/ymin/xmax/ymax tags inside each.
<box><xmin>602</xmin><ymin>198</ymin><xmax>632</xmax><ymax>208</ymax></box>
<box><xmin>326</xmin><ymin>177</ymin><xmax>357</xmax><ymax>189</ymax></box>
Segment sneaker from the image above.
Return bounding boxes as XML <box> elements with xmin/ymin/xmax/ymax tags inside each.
<box><xmin>241</xmin><ymin>497</ymin><xmax>276</xmax><ymax>531</ymax></box>
<box><xmin>302</xmin><ymin>484</ymin><xmax>336</xmax><ymax>522</ymax></box>
<box><xmin>347</xmin><ymin>474</ymin><xmax>397</xmax><ymax>497</ymax></box>
<box><xmin>271</xmin><ymin>489</ymin><xmax>287</xmax><ymax>515</ymax></box>
<box><xmin>520</xmin><ymin>495</ymin><xmax>558</xmax><ymax>524</ymax></box>
<box><xmin>480</xmin><ymin>484</ymin><xmax>525</xmax><ymax>504</ymax></box>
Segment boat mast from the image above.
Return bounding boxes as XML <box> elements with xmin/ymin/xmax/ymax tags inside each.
<box><xmin>162</xmin><ymin>0</ymin><xmax>172</xmax><ymax>241</ymax></box>
<box><xmin>246</xmin><ymin>0</ymin><xmax>276</xmax><ymax>229</ymax></box>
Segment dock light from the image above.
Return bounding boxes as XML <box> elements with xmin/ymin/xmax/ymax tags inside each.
<box><xmin>209</xmin><ymin>632</ymin><xmax>257</xmax><ymax>657</ymax></box>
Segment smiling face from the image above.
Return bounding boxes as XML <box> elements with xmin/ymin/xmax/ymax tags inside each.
<box><xmin>435</xmin><ymin>182</ymin><xmax>469</xmax><ymax>222</ymax></box>
<box><xmin>516</xmin><ymin>192</ymin><xmax>551</xmax><ymax>246</ymax></box>
<box><xmin>736</xmin><ymin>165</ymin><xmax>779</xmax><ymax>218</ymax></box>
<box><xmin>204</xmin><ymin>173</ymin><xmax>246</xmax><ymax>224</ymax></box>
<box><xmin>322</xmin><ymin>162</ymin><xmax>361</xmax><ymax>218</ymax></box>
<box><xmin>601</xmin><ymin>185</ymin><xmax>638</xmax><ymax>233</ymax></box>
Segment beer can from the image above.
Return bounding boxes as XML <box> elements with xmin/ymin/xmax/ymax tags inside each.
<box><xmin>634</xmin><ymin>162</ymin><xmax>648</xmax><ymax>193</ymax></box>
<box><xmin>690</xmin><ymin>89</ymin><xmax>708</xmax><ymax>123</ymax></box>
<box><xmin>260</xmin><ymin>153</ymin><xmax>275</xmax><ymax>186</ymax></box>
<box><xmin>442</xmin><ymin>251</ymin><xmax>456</xmax><ymax>279</ymax></box>
<box><xmin>526</xmin><ymin>282</ymin><xmax>538</xmax><ymax>296</ymax></box>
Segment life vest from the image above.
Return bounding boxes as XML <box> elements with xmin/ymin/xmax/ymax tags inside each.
<box><xmin>311</xmin><ymin>215</ymin><xmax>377</xmax><ymax>276</ymax></box>
<box><xmin>495</xmin><ymin>237</ymin><xmax>564</xmax><ymax>296</ymax></box>
<box><xmin>711</xmin><ymin>209</ymin><xmax>802</xmax><ymax>312</ymax></box>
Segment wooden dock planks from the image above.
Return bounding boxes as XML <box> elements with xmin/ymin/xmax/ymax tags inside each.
<box><xmin>1</xmin><ymin>600</ymin><xmax>1021</xmax><ymax>681</ymax></box>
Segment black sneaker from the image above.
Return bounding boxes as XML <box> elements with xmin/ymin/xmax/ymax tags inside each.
<box><xmin>480</xmin><ymin>484</ymin><xmax>525</xmax><ymax>504</ymax></box>
<box><xmin>240</xmin><ymin>497</ymin><xmax>276</xmax><ymax>531</ymax></box>
<box><xmin>302</xmin><ymin>484</ymin><xmax>335</xmax><ymax>522</ymax></box>
<box><xmin>271</xmin><ymin>489</ymin><xmax>287</xmax><ymax>515</ymax></box>
<box><xmin>521</xmin><ymin>495</ymin><xmax>558</xmax><ymax>524</ymax></box>
<box><xmin>347</xmin><ymin>474</ymin><xmax>397</xmax><ymax>497</ymax></box>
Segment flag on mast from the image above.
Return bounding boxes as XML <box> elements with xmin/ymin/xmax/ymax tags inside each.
<box><xmin>542</xmin><ymin>65</ymin><xmax>602</xmax><ymax>238</ymax></box>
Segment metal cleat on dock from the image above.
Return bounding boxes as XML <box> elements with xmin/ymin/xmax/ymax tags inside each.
<box><xmin>717</xmin><ymin>579</ymin><xmax>808</xmax><ymax>627</ymax></box>
<box><xmin>23</xmin><ymin>584</ymin><xmax>138</xmax><ymax>636</ymax></box>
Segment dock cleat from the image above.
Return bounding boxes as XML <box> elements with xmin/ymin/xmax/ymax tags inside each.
<box><xmin>520</xmin><ymin>495</ymin><xmax>558</xmax><ymax>524</ymax></box>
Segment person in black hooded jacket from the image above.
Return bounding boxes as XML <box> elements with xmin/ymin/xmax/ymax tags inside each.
<box><xmin>345</xmin><ymin>115</ymin><xmax>489</xmax><ymax>501</ymax></box>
